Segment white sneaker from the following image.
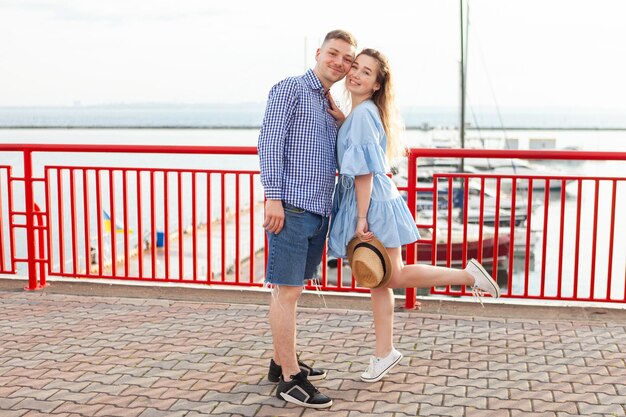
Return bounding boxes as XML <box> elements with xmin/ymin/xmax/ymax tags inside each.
<box><xmin>360</xmin><ymin>348</ymin><xmax>403</xmax><ymax>383</ymax></box>
<box><xmin>465</xmin><ymin>259</ymin><xmax>500</xmax><ymax>298</ymax></box>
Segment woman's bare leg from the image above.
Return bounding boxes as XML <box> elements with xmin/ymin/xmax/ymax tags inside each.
<box><xmin>369</xmin><ymin>286</ymin><xmax>394</xmax><ymax>357</ymax></box>
<box><xmin>368</xmin><ymin>248</ymin><xmax>477</xmax><ymax>358</ymax></box>
<box><xmin>385</xmin><ymin>247</ymin><xmax>474</xmax><ymax>289</ymax></box>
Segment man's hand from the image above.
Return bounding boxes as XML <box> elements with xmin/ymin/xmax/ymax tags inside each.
<box><xmin>263</xmin><ymin>199</ymin><xmax>285</xmax><ymax>234</ymax></box>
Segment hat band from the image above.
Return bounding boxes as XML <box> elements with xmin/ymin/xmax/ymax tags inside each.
<box><xmin>354</xmin><ymin>241</ymin><xmax>387</xmax><ymax>277</ymax></box>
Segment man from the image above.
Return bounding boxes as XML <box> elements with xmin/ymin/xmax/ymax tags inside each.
<box><xmin>257</xmin><ymin>29</ymin><xmax>357</xmax><ymax>409</ymax></box>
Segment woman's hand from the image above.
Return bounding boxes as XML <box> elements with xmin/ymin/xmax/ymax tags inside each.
<box><xmin>355</xmin><ymin>217</ymin><xmax>374</xmax><ymax>242</ymax></box>
<box><xmin>327</xmin><ymin>94</ymin><xmax>346</xmax><ymax>125</ymax></box>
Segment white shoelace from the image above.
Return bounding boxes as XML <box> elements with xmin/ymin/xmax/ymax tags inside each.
<box><xmin>471</xmin><ymin>286</ymin><xmax>485</xmax><ymax>308</ymax></box>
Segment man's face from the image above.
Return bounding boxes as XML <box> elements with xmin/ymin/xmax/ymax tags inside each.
<box><xmin>314</xmin><ymin>39</ymin><xmax>356</xmax><ymax>88</ymax></box>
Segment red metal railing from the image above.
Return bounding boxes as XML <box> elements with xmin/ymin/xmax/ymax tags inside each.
<box><xmin>1</xmin><ymin>144</ymin><xmax>625</xmax><ymax>307</ymax></box>
<box><xmin>401</xmin><ymin>148</ymin><xmax>626</xmax><ymax>308</ymax></box>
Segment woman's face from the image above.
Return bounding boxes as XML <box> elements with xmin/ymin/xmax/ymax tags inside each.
<box><xmin>345</xmin><ymin>54</ymin><xmax>381</xmax><ymax>97</ymax></box>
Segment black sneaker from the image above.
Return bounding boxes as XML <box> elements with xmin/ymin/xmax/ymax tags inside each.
<box><xmin>276</xmin><ymin>369</ymin><xmax>332</xmax><ymax>408</ymax></box>
<box><xmin>267</xmin><ymin>358</ymin><xmax>327</xmax><ymax>383</ymax></box>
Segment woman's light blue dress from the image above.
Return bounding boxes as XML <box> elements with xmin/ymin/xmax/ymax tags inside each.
<box><xmin>327</xmin><ymin>100</ymin><xmax>420</xmax><ymax>259</ymax></box>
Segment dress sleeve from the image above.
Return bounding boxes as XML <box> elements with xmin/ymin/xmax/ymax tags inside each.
<box><xmin>339</xmin><ymin>106</ymin><xmax>389</xmax><ymax>176</ymax></box>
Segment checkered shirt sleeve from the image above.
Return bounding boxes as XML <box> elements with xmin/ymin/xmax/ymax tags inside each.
<box><xmin>257</xmin><ymin>78</ymin><xmax>298</xmax><ymax>200</ymax></box>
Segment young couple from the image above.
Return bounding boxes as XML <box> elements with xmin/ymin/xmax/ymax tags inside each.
<box><xmin>257</xmin><ymin>29</ymin><xmax>500</xmax><ymax>409</ymax></box>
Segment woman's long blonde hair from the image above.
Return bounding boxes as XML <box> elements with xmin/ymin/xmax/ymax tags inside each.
<box><xmin>359</xmin><ymin>48</ymin><xmax>406</xmax><ymax>163</ymax></box>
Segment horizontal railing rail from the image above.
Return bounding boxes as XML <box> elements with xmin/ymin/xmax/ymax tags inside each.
<box><xmin>1</xmin><ymin>143</ymin><xmax>625</xmax><ymax>308</ymax></box>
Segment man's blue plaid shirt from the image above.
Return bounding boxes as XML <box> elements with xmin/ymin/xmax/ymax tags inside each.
<box><xmin>258</xmin><ymin>69</ymin><xmax>338</xmax><ymax>217</ymax></box>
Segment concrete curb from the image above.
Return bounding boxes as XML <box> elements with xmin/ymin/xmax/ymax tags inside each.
<box><xmin>2</xmin><ymin>277</ymin><xmax>625</xmax><ymax>323</ymax></box>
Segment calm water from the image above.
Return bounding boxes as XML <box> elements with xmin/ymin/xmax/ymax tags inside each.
<box><xmin>1</xmin><ymin>127</ymin><xmax>625</xmax><ymax>150</ymax></box>
<box><xmin>2</xmin><ymin>105</ymin><xmax>626</xmax><ymax>129</ymax></box>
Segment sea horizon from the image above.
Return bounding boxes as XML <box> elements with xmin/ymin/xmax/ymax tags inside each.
<box><xmin>2</xmin><ymin>103</ymin><xmax>626</xmax><ymax>130</ymax></box>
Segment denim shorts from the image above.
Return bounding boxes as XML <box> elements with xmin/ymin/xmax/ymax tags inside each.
<box><xmin>265</xmin><ymin>202</ymin><xmax>329</xmax><ymax>286</ymax></box>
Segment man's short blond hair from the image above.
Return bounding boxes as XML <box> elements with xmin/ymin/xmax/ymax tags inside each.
<box><xmin>322</xmin><ymin>29</ymin><xmax>357</xmax><ymax>48</ymax></box>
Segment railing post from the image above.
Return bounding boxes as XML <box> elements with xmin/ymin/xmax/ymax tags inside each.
<box><xmin>405</xmin><ymin>151</ymin><xmax>417</xmax><ymax>309</ymax></box>
<box><xmin>23</xmin><ymin>150</ymin><xmax>43</xmax><ymax>290</ymax></box>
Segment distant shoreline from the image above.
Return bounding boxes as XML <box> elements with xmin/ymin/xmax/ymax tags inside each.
<box><xmin>1</xmin><ymin>125</ymin><xmax>625</xmax><ymax>131</ymax></box>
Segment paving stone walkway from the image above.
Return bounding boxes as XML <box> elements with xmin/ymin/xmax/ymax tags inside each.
<box><xmin>1</xmin><ymin>288</ymin><xmax>626</xmax><ymax>416</ymax></box>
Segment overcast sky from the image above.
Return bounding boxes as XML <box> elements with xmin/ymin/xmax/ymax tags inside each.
<box><xmin>1</xmin><ymin>0</ymin><xmax>625</xmax><ymax>111</ymax></box>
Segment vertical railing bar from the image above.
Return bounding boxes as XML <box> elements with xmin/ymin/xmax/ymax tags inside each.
<box><xmin>335</xmin><ymin>251</ymin><xmax>342</xmax><ymax>289</ymax></box>
<box><xmin>540</xmin><ymin>179</ymin><xmax>551</xmax><ymax>298</ymax></box>
<box><xmin>461</xmin><ymin>176</ymin><xmax>469</xmax><ymax>268</ymax></box>
<box><xmin>606</xmin><ymin>179</ymin><xmax>617</xmax><ymax>301</ymax></box>
<box><xmin>109</xmin><ymin>169</ymin><xmax>116</xmax><ymax>277</ymax></box>
<box><xmin>177</xmin><ymin>171</ymin><xmax>183</xmax><ymax>281</ymax></box>
<box><xmin>221</xmin><ymin>173</ymin><xmax>226</xmax><ymax>282</ymax></box>
<box><xmin>507</xmin><ymin>177</ymin><xmax>518</xmax><ymax>295</ymax></box>
<box><xmin>336</xmin><ymin>255</ymin><xmax>344</xmax><ymax>290</ymax></box>
<box><xmin>590</xmin><ymin>179</ymin><xmax>600</xmax><ymax>299</ymax></box>
<box><xmin>235</xmin><ymin>174</ymin><xmax>241</xmax><ymax>283</ymax></box>
<box><xmin>492</xmin><ymin>178</ymin><xmax>502</xmax><ymax>283</ymax></box>
<box><xmin>34</xmin><ymin>203</ymin><xmax>46</xmax><ymax>285</ymax></box>
<box><xmin>477</xmin><ymin>177</ymin><xmax>485</xmax><ymax>263</ymax></box>
<box><xmin>69</xmin><ymin>168</ymin><xmax>78</xmax><ymax>275</ymax></box>
<box><xmin>557</xmin><ymin>179</ymin><xmax>567</xmax><ymax>299</ymax></box>
<box><xmin>136</xmin><ymin>170</ymin><xmax>143</xmax><ymax>279</ymax></box>
<box><xmin>57</xmin><ymin>168</ymin><xmax>65</xmax><ymax>274</ymax></box>
<box><xmin>207</xmin><ymin>172</ymin><xmax>212</xmax><ymax>282</ymax></box>
<box><xmin>573</xmin><ymin>179</ymin><xmax>583</xmax><ymax>299</ymax></box>
<box><xmin>150</xmin><ymin>170</ymin><xmax>156</xmax><ymax>279</ymax></box>
<box><xmin>123</xmin><ymin>169</ymin><xmax>129</xmax><ymax>278</ymax></box>
<box><xmin>82</xmin><ymin>169</ymin><xmax>91</xmax><ymax>276</ymax></box>
<box><xmin>164</xmin><ymin>170</ymin><xmax>170</xmax><ymax>279</ymax></box>
<box><xmin>95</xmin><ymin>169</ymin><xmax>103</xmax><ymax>276</ymax></box>
<box><xmin>263</xmin><ymin>234</ymin><xmax>268</xmax><ymax>285</ymax></box>
<box><xmin>0</xmin><ymin>169</ymin><xmax>6</xmax><ymax>271</ymax></box>
<box><xmin>431</xmin><ymin>175</ymin><xmax>437</xmax><ymax>266</ymax></box>
<box><xmin>191</xmin><ymin>172</ymin><xmax>197</xmax><ymax>281</ymax></box>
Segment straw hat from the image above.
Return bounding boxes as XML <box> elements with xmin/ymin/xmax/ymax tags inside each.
<box><xmin>347</xmin><ymin>236</ymin><xmax>392</xmax><ymax>288</ymax></box>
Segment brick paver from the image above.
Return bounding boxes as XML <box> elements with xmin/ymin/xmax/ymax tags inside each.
<box><xmin>1</xmin><ymin>288</ymin><xmax>626</xmax><ymax>416</ymax></box>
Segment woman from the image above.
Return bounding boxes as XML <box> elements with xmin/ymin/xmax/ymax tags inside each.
<box><xmin>327</xmin><ymin>49</ymin><xmax>500</xmax><ymax>383</ymax></box>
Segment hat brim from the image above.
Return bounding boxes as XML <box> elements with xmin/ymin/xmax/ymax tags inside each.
<box><xmin>347</xmin><ymin>236</ymin><xmax>392</xmax><ymax>288</ymax></box>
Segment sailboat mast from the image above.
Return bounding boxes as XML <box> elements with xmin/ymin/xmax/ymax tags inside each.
<box><xmin>459</xmin><ymin>0</ymin><xmax>466</xmax><ymax>151</ymax></box>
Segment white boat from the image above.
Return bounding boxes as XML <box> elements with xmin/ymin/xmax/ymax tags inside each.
<box><xmin>466</xmin><ymin>158</ymin><xmax>573</xmax><ymax>192</ymax></box>
<box><xmin>415</xmin><ymin>180</ymin><xmax>529</xmax><ymax>227</ymax></box>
